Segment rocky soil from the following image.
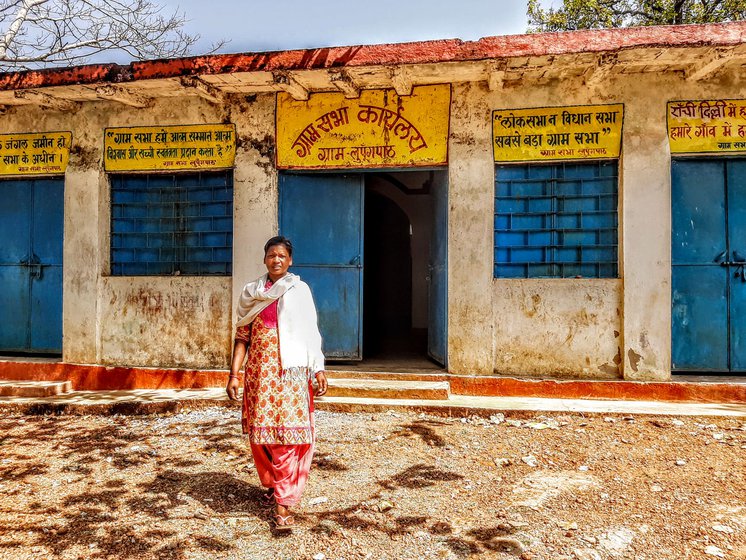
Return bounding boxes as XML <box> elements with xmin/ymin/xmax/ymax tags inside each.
<box><xmin>0</xmin><ymin>407</ymin><xmax>744</xmax><ymax>559</ymax></box>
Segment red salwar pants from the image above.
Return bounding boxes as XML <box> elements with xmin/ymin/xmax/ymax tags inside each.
<box><xmin>237</xmin><ymin>316</ymin><xmax>316</xmax><ymax>507</ymax></box>
<box><xmin>250</xmin><ymin>415</ymin><xmax>315</xmax><ymax>506</ymax></box>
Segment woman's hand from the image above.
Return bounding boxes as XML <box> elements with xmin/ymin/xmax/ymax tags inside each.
<box><xmin>227</xmin><ymin>339</ymin><xmax>248</xmax><ymax>402</ymax></box>
<box><xmin>226</xmin><ymin>376</ymin><xmax>241</xmax><ymax>401</ymax></box>
<box><xmin>314</xmin><ymin>371</ymin><xmax>328</xmax><ymax>396</ymax></box>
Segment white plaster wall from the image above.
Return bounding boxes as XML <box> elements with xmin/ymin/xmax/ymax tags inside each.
<box><xmin>618</xmin><ymin>75</ymin><xmax>671</xmax><ymax>381</ymax></box>
<box><xmin>2</xmin><ymin>93</ymin><xmax>277</xmax><ymax>368</ymax></box>
<box><xmin>99</xmin><ymin>276</ymin><xmax>231</xmax><ymax>367</ymax></box>
<box><xmin>229</xmin><ymin>94</ymin><xmax>279</xmax><ymax>332</ymax></box>
<box><xmin>492</xmin><ymin>279</ymin><xmax>622</xmax><ymax>378</ymax></box>
<box><xmin>614</xmin><ymin>72</ymin><xmax>746</xmax><ymax>380</ymax></box>
<box><xmin>479</xmin><ymin>78</ymin><xmax>625</xmax><ymax>379</ymax></box>
<box><xmin>447</xmin><ymin>82</ymin><xmax>495</xmax><ymax>374</ymax></box>
<box><xmin>92</xmin><ymin>97</ymin><xmax>244</xmax><ymax>368</ymax></box>
<box><xmin>4</xmin><ymin>61</ymin><xmax>744</xmax><ymax>377</ymax></box>
<box><xmin>447</xmin><ymin>79</ymin><xmax>625</xmax><ymax>379</ymax></box>
<box><xmin>447</xmin><ymin>66</ymin><xmax>746</xmax><ymax>380</ymax></box>
<box><xmin>64</xmin><ymin>166</ymin><xmax>102</xmax><ymax>364</ymax></box>
<box><xmin>445</xmin><ymin>79</ymin><xmax>625</xmax><ymax>378</ymax></box>
<box><xmin>0</xmin><ymin>105</ymin><xmax>103</xmax><ymax>363</ymax></box>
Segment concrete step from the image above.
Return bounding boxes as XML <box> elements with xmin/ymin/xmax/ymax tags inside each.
<box><xmin>326</xmin><ymin>378</ymin><xmax>450</xmax><ymax>400</ymax></box>
<box><xmin>0</xmin><ymin>388</ymin><xmax>744</xmax><ymax>417</ymax></box>
<box><xmin>0</xmin><ymin>379</ymin><xmax>71</xmax><ymax>397</ymax></box>
<box><xmin>325</xmin><ymin>370</ymin><xmax>448</xmax><ymax>382</ymax></box>
<box><xmin>315</xmin><ymin>394</ymin><xmax>746</xmax><ymax>418</ymax></box>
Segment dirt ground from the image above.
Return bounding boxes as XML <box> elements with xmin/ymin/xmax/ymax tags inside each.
<box><xmin>0</xmin><ymin>406</ymin><xmax>744</xmax><ymax>560</ymax></box>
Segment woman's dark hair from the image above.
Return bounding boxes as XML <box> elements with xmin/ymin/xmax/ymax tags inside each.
<box><xmin>264</xmin><ymin>235</ymin><xmax>293</xmax><ymax>257</ymax></box>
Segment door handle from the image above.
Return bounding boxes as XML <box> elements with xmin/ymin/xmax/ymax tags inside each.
<box><xmin>28</xmin><ymin>253</ymin><xmax>44</xmax><ymax>280</ymax></box>
<box><xmin>714</xmin><ymin>250</ymin><xmax>746</xmax><ymax>267</ymax></box>
<box><xmin>349</xmin><ymin>255</ymin><xmax>361</xmax><ymax>266</ymax></box>
<box><xmin>735</xmin><ymin>265</ymin><xmax>746</xmax><ymax>282</ymax></box>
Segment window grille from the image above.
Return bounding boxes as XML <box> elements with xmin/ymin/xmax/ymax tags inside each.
<box><xmin>110</xmin><ymin>171</ymin><xmax>233</xmax><ymax>276</ymax></box>
<box><xmin>494</xmin><ymin>161</ymin><xmax>618</xmax><ymax>278</ymax></box>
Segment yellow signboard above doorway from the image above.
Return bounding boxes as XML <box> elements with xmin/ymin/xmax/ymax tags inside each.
<box><xmin>276</xmin><ymin>84</ymin><xmax>451</xmax><ymax>169</ymax></box>
<box><xmin>103</xmin><ymin>124</ymin><xmax>236</xmax><ymax>172</ymax></box>
<box><xmin>668</xmin><ymin>99</ymin><xmax>746</xmax><ymax>154</ymax></box>
<box><xmin>0</xmin><ymin>131</ymin><xmax>71</xmax><ymax>176</ymax></box>
<box><xmin>493</xmin><ymin>104</ymin><xmax>624</xmax><ymax>162</ymax></box>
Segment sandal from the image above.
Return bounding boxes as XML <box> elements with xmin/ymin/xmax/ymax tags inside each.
<box><xmin>261</xmin><ymin>490</ymin><xmax>275</xmax><ymax>506</ymax></box>
<box><xmin>274</xmin><ymin>514</ymin><xmax>294</xmax><ymax>531</ymax></box>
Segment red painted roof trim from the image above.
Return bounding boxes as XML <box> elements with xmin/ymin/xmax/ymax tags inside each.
<box><xmin>0</xmin><ymin>21</ymin><xmax>744</xmax><ymax>91</ymax></box>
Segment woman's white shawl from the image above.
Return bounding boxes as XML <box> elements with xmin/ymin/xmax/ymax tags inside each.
<box><xmin>235</xmin><ymin>273</ymin><xmax>324</xmax><ymax>375</ymax></box>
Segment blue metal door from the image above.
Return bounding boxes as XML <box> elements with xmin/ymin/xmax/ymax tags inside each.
<box><xmin>279</xmin><ymin>173</ymin><xmax>364</xmax><ymax>360</ymax></box>
<box><xmin>672</xmin><ymin>159</ymin><xmax>746</xmax><ymax>371</ymax></box>
<box><xmin>0</xmin><ymin>178</ymin><xmax>64</xmax><ymax>353</ymax></box>
<box><xmin>428</xmin><ymin>175</ymin><xmax>448</xmax><ymax>366</ymax></box>
<box><xmin>0</xmin><ymin>180</ymin><xmax>32</xmax><ymax>351</ymax></box>
<box><xmin>726</xmin><ymin>160</ymin><xmax>746</xmax><ymax>371</ymax></box>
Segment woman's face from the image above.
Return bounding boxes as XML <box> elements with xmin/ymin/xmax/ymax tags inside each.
<box><xmin>264</xmin><ymin>244</ymin><xmax>292</xmax><ymax>281</ymax></box>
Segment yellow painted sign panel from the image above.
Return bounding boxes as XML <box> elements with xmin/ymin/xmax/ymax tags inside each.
<box><xmin>104</xmin><ymin>124</ymin><xmax>236</xmax><ymax>172</ymax></box>
<box><xmin>668</xmin><ymin>99</ymin><xmax>746</xmax><ymax>154</ymax></box>
<box><xmin>493</xmin><ymin>104</ymin><xmax>624</xmax><ymax>162</ymax></box>
<box><xmin>0</xmin><ymin>132</ymin><xmax>71</xmax><ymax>176</ymax></box>
<box><xmin>276</xmin><ymin>84</ymin><xmax>450</xmax><ymax>169</ymax></box>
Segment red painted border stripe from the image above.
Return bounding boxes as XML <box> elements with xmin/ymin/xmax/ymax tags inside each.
<box><xmin>1</xmin><ymin>21</ymin><xmax>745</xmax><ymax>91</ymax></box>
<box><xmin>1</xmin><ymin>360</ymin><xmax>744</xmax><ymax>404</ymax></box>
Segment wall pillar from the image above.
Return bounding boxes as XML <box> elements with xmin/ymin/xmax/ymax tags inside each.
<box><xmin>62</xmin><ymin>164</ymin><xmax>101</xmax><ymax>364</ymax></box>
<box><xmin>447</xmin><ymin>83</ymin><xmax>495</xmax><ymax>374</ymax></box>
<box><xmin>621</xmin><ymin>93</ymin><xmax>671</xmax><ymax>380</ymax></box>
<box><xmin>231</xmin><ymin>94</ymin><xmax>278</xmax><ymax>327</ymax></box>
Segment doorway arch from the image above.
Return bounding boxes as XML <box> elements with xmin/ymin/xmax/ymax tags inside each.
<box><xmin>363</xmin><ymin>190</ymin><xmax>413</xmax><ymax>357</ymax></box>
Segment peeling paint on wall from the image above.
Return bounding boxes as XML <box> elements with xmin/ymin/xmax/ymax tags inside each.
<box><xmin>100</xmin><ymin>278</ymin><xmax>232</xmax><ymax>368</ymax></box>
<box><xmin>69</xmin><ymin>144</ymin><xmax>100</xmax><ymax>169</ymax></box>
<box><xmin>6</xmin><ymin>43</ymin><xmax>746</xmax><ymax>379</ymax></box>
<box><xmin>628</xmin><ymin>348</ymin><xmax>643</xmax><ymax>373</ymax></box>
<box><xmin>492</xmin><ymin>279</ymin><xmax>622</xmax><ymax>379</ymax></box>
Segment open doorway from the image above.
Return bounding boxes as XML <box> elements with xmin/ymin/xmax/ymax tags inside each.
<box><xmin>278</xmin><ymin>169</ymin><xmax>447</xmax><ymax>370</ymax></box>
<box><xmin>363</xmin><ymin>171</ymin><xmax>440</xmax><ymax>367</ymax></box>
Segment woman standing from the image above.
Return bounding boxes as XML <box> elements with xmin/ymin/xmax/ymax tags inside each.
<box><xmin>226</xmin><ymin>236</ymin><xmax>327</xmax><ymax>530</ymax></box>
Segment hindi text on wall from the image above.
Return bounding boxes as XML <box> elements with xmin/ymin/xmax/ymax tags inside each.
<box><xmin>493</xmin><ymin>104</ymin><xmax>624</xmax><ymax>162</ymax></box>
<box><xmin>0</xmin><ymin>132</ymin><xmax>72</xmax><ymax>175</ymax></box>
<box><xmin>668</xmin><ymin>100</ymin><xmax>746</xmax><ymax>154</ymax></box>
<box><xmin>104</xmin><ymin>124</ymin><xmax>236</xmax><ymax>172</ymax></box>
<box><xmin>276</xmin><ymin>85</ymin><xmax>450</xmax><ymax>169</ymax></box>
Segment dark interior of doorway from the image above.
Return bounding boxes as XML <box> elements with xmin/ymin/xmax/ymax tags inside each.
<box><xmin>353</xmin><ymin>170</ymin><xmax>444</xmax><ymax>372</ymax></box>
<box><xmin>363</xmin><ymin>189</ymin><xmax>416</xmax><ymax>357</ymax></box>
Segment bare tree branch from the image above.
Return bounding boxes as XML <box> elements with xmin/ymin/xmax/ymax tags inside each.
<box><xmin>0</xmin><ymin>0</ymin><xmax>49</xmax><ymax>58</ymax></box>
<box><xmin>0</xmin><ymin>0</ymin><xmax>228</xmax><ymax>70</ymax></box>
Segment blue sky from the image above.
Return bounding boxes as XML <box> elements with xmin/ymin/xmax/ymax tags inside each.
<box><xmin>165</xmin><ymin>0</ymin><xmax>530</xmax><ymax>56</ymax></box>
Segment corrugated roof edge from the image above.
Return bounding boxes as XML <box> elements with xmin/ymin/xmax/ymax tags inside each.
<box><xmin>0</xmin><ymin>20</ymin><xmax>744</xmax><ymax>91</ymax></box>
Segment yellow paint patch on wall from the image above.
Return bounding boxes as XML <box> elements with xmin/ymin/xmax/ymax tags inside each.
<box><xmin>493</xmin><ymin>104</ymin><xmax>623</xmax><ymax>162</ymax></box>
<box><xmin>668</xmin><ymin>99</ymin><xmax>746</xmax><ymax>154</ymax></box>
<box><xmin>103</xmin><ymin>124</ymin><xmax>236</xmax><ymax>171</ymax></box>
<box><xmin>276</xmin><ymin>84</ymin><xmax>451</xmax><ymax>169</ymax></box>
<box><xmin>0</xmin><ymin>131</ymin><xmax>71</xmax><ymax>175</ymax></box>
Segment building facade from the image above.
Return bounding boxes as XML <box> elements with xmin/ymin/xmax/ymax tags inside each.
<box><xmin>1</xmin><ymin>22</ymin><xmax>745</xmax><ymax>384</ymax></box>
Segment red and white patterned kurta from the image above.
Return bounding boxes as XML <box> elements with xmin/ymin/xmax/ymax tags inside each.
<box><xmin>237</xmin><ymin>313</ymin><xmax>314</xmax><ymax>445</ymax></box>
